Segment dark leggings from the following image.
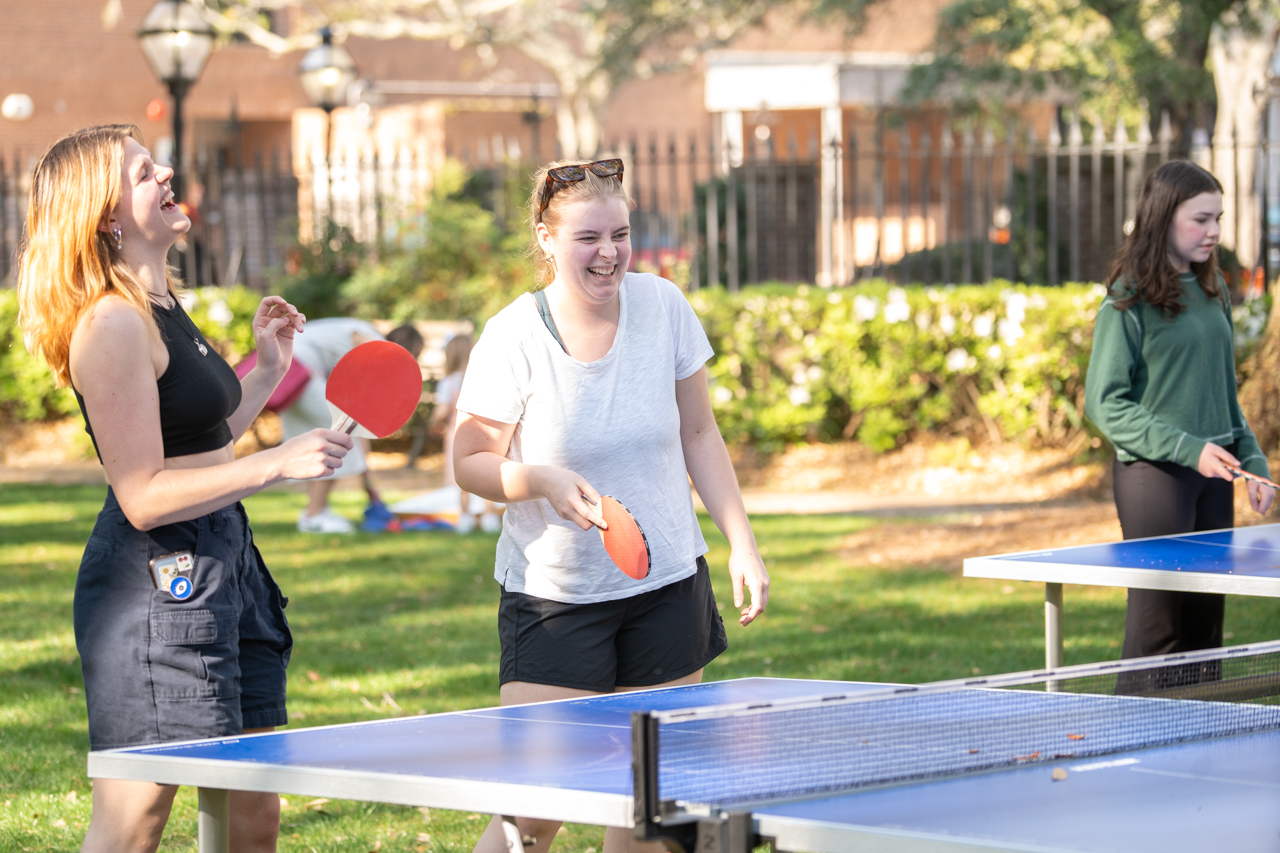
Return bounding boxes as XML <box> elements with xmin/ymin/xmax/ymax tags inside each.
<box><xmin>1112</xmin><ymin>456</ymin><xmax>1233</xmax><ymax>661</ymax></box>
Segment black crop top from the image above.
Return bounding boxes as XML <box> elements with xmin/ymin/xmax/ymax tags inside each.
<box><xmin>74</xmin><ymin>299</ymin><xmax>243</xmax><ymax>460</ymax></box>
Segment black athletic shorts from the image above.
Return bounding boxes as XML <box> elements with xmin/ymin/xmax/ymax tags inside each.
<box><xmin>74</xmin><ymin>488</ymin><xmax>292</xmax><ymax>750</ymax></box>
<box><xmin>498</xmin><ymin>556</ymin><xmax>728</xmax><ymax>692</ymax></box>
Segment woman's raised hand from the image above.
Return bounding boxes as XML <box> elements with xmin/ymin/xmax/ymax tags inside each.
<box><xmin>530</xmin><ymin>466</ymin><xmax>606</xmax><ymax>531</ymax></box>
<box><xmin>272</xmin><ymin>429</ymin><xmax>352</xmax><ymax>481</ymax></box>
<box><xmin>251</xmin><ymin>296</ymin><xmax>306</xmax><ymax>375</ymax></box>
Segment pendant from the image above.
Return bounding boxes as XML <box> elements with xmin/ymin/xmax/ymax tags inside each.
<box><xmin>194</xmin><ymin>338</ymin><xmax>208</xmax><ymax>356</ymax></box>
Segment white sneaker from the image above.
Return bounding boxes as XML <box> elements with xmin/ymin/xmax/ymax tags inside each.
<box><xmin>297</xmin><ymin>509</ymin><xmax>354</xmax><ymax>534</ymax></box>
<box><xmin>454</xmin><ymin>514</ymin><xmax>476</xmax><ymax>534</ymax></box>
<box><xmin>479</xmin><ymin>512</ymin><xmax>502</xmax><ymax>533</ymax></box>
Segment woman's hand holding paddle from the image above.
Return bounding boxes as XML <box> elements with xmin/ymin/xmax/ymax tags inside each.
<box><xmin>529</xmin><ymin>466</ymin><xmax>606</xmax><ymax>531</ymax></box>
<box><xmin>1221</xmin><ymin>461</ymin><xmax>1279</xmax><ymax>516</ymax></box>
<box><xmin>1212</xmin><ymin>452</ymin><xmax>1278</xmax><ymax>516</ymax></box>
<box><xmin>272</xmin><ymin>429</ymin><xmax>352</xmax><ymax>480</ymax></box>
<box><xmin>1198</xmin><ymin>442</ymin><xmax>1240</xmax><ymax>480</ymax></box>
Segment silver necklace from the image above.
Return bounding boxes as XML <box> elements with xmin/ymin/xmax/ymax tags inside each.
<box><xmin>149</xmin><ymin>292</ymin><xmax>208</xmax><ymax>356</ymax></box>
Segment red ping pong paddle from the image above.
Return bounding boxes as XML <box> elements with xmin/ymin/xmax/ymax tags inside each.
<box><xmin>325</xmin><ymin>340</ymin><xmax>423</xmax><ymax>438</ymax></box>
<box><xmin>1223</xmin><ymin>463</ymin><xmax>1280</xmax><ymax>491</ymax></box>
<box><xmin>595</xmin><ymin>495</ymin><xmax>651</xmax><ymax>580</ymax></box>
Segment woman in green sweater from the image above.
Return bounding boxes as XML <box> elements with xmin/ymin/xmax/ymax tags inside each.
<box><xmin>1085</xmin><ymin>160</ymin><xmax>1274</xmax><ymax>666</ymax></box>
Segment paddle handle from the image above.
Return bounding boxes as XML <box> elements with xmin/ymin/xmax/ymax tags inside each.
<box><xmin>1225</xmin><ymin>463</ymin><xmax>1280</xmax><ymax>491</ymax></box>
<box><xmin>331</xmin><ymin>413</ymin><xmax>358</xmax><ymax>435</ymax></box>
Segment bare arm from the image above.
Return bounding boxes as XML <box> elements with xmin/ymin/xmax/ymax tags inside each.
<box><xmin>70</xmin><ymin>298</ymin><xmax>350</xmax><ymax>531</ymax></box>
<box><xmin>676</xmin><ymin>366</ymin><xmax>769</xmax><ymax>625</ymax></box>
<box><xmin>225</xmin><ymin>296</ymin><xmax>305</xmax><ymax>441</ymax></box>
<box><xmin>453</xmin><ymin>411</ymin><xmax>604</xmax><ymax>530</ymax></box>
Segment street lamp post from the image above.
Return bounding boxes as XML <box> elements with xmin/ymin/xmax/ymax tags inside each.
<box><xmin>298</xmin><ymin>27</ymin><xmax>358</xmax><ymax>233</ymax></box>
<box><xmin>137</xmin><ymin>0</ymin><xmax>215</xmax><ymax>204</ymax></box>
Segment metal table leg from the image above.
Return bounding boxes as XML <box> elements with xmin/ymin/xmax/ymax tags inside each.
<box><xmin>1045</xmin><ymin>582</ymin><xmax>1064</xmax><ymax>691</ymax></box>
<box><xmin>198</xmin><ymin>787</ymin><xmax>230</xmax><ymax>853</ymax></box>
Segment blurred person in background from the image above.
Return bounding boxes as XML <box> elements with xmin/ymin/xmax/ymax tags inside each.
<box><xmin>280</xmin><ymin>319</ymin><xmax>424</xmax><ymax>532</ymax></box>
<box><xmin>429</xmin><ymin>333</ymin><xmax>501</xmax><ymax>533</ymax></box>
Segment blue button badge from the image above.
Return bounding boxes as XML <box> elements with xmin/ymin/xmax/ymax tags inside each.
<box><xmin>169</xmin><ymin>576</ymin><xmax>193</xmax><ymax>600</ymax></box>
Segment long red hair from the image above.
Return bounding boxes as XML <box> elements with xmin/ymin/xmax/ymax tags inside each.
<box><xmin>17</xmin><ymin>125</ymin><xmax>174</xmax><ymax>386</ymax></box>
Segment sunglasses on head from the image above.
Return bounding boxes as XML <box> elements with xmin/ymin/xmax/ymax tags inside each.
<box><xmin>538</xmin><ymin>159</ymin><xmax>624</xmax><ymax>214</ymax></box>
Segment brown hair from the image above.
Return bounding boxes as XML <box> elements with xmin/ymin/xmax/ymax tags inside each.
<box><xmin>1106</xmin><ymin>160</ymin><xmax>1223</xmax><ymax>319</ymax></box>
<box><xmin>443</xmin><ymin>333</ymin><xmax>474</xmax><ymax>376</ymax></box>
<box><xmin>386</xmin><ymin>323</ymin><xmax>425</xmax><ymax>360</ymax></box>
<box><xmin>16</xmin><ymin>124</ymin><xmax>174</xmax><ymax>386</ymax></box>
<box><xmin>527</xmin><ymin>160</ymin><xmax>632</xmax><ymax>286</ymax></box>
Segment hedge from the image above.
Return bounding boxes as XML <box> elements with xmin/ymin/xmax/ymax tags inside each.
<box><xmin>691</xmin><ymin>281</ymin><xmax>1107</xmax><ymax>452</ymax></box>
<box><xmin>2</xmin><ymin>282</ymin><xmax>1271</xmax><ymax>455</ymax></box>
<box><xmin>0</xmin><ymin>286</ymin><xmax>260</xmax><ymax>423</ymax></box>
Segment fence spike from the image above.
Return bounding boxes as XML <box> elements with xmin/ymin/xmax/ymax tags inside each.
<box><xmin>1113</xmin><ymin>116</ymin><xmax>1129</xmax><ymax>146</ymax></box>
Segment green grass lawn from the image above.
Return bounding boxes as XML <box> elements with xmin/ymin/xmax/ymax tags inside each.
<box><xmin>2</xmin><ymin>482</ymin><xmax>1278</xmax><ymax>851</ymax></box>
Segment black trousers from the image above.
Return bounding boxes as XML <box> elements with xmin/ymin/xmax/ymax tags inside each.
<box><xmin>1112</xmin><ymin>456</ymin><xmax>1233</xmax><ymax>662</ymax></box>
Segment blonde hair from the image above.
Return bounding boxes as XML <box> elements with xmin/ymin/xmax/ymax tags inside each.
<box><xmin>527</xmin><ymin>159</ymin><xmax>633</xmax><ymax>286</ymax></box>
<box><xmin>16</xmin><ymin>124</ymin><xmax>175</xmax><ymax>387</ymax></box>
<box><xmin>443</xmin><ymin>333</ymin><xmax>474</xmax><ymax>376</ymax></box>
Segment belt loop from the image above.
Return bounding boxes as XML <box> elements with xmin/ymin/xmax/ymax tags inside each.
<box><xmin>209</xmin><ymin>510</ymin><xmax>222</xmax><ymax>534</ymax></box>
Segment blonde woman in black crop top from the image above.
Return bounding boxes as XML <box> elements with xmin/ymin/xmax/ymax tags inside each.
<box><xmin>17</xmin><ymin>127</ymin><xmax>353</xmax><ymax>852</ymax></box>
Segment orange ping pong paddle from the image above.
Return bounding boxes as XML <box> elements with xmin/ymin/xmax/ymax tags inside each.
<box><xmin>594</xmin><ymin>495</ymin><xmax>650</xmax><ymax>580</ymax></box>
<box><xmin>1223</xmin><ymin>463</ymin><xmax>1280</xmax><ymax>491</ymax></box>
<box><xmin>325</xmin><ymin>340</ymin><xmax>423</xmax><ymax>438</ymax></box>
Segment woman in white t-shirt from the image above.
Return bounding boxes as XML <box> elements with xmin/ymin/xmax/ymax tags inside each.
<box><xmin>455</xmin><ymin>159</ymin><xmax>770</xmax><ymax>853</ymax></box>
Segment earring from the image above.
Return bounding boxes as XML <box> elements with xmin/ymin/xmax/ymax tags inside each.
<box><xmin>112</xmin><ymin>227</ymin><xmax>123</xmax><ymax>251</ymax></box>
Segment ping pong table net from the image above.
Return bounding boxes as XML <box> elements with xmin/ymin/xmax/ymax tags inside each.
<box><xmin>632</xmin><ymin>640</ymin><xmax>1280</xmax><ymax>823</ymax></box>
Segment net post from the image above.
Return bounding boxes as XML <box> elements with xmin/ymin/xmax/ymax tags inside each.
<box><xmin>632</xmin><ymin>710</ymin><xmax>697</xmax><ymax>852</ymax></box>
<box><xmin>693</xmin><ymin>812</ymin><xmax>758</xmax><ymax>853</ymax></box>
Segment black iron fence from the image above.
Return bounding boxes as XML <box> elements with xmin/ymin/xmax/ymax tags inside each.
<box><xmin>607</xmin><ymin>117</ymin><xmax>1278</xmax><ymax>292</ymax></box>
<box><xmin>0</xmin><ymin>146</ymin><xmax>301</xmax><ymax>290</ymax></box>
<box><xmin>2</xmin><ymin>116</ymin><xmax>1275</xmax><ymax>293</ymax></box>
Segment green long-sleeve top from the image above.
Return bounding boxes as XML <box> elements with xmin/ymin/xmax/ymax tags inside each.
<box><xmin>1084</xmin><ymin>272</ymin><xmax>1270</xmax><ymax>479</ymax></box>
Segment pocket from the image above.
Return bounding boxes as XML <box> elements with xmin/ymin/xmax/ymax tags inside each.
<box><xmin>148</xmin><ymin>605</ymin><xmax>240</xmax><ymax>700</ymax></box>
<box><xmin>147</xmin><ymin>516</ymin><xmax>242</xmax><ymax>700</ymax></box>
<box><xmin>79</xmin><ymin>535</ymin><xmax>116</xmax><ymax>563</ymax></box>
<box><xmin>152</xmin><ymin>608</ymin><xmax>234</xmax><ymax>645</ymax></box>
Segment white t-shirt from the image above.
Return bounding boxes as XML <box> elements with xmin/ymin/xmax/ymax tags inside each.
<box><xmin>435</xmin><ymin>371</ymin><xmax>464</xmax><ymax>408</ymax></box>
<box><xmin>292</xmin><ymin>318</ymin><xmax>383</xmax><ymax>379</ymax></box>
<box><xmin>456</xmin><ymin>273</ymin><xmax>713</xmax><ymax>603</ymax></box>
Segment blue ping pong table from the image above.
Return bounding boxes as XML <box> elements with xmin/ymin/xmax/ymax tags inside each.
<box><xmin>964</xmin><ymin>523</ymin><xmax>1280</xmax><ymax>669</ymax></box>
<box><xmin>89</xmin><ymin>674</ymin><xmax>1280</xmax><ymax>853</ymax></box>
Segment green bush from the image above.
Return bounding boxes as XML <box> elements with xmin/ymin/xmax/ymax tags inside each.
<box><xmin>271</xmin><ymin>220</ymin><xmax>366</xmax><ymax>320</ymax></box>
<box><xmin>6</xmin><ymin>275</ymin><xmax>1270</xmax><ymax>455</ymax></box>
<box><xmin>0</xmin><ymin>290</ymin><xmax>78</xmax><ymax>421</ymax></box>
<box><xmin>269</xmin><ymin>161</ymin><xmax>535</xmax><ymax>325</ymax></box>
<box><xmin>0</xmin><ymin>286</ymin><xmax>261</xmax><ymax>424</ymax></box>
<box><xmin>339</xmin><ymin>161</ymin><xmax>534</xmax><ymax>324</ymax></box>
<box><xmin>690</xmin><ymin>281</ymin><xmax>1110</xmax><ymax>452</ymax></box>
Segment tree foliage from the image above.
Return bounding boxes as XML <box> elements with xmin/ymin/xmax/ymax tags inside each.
<box><xmin>901</xmin><ymin>0</ymin><xmax>1248</xmax><ymax>133</ymax></box>
<box><xmin>193</xmin><ymin>0</ymin><xmax>781</xmax><ymax>157</ymax></box>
